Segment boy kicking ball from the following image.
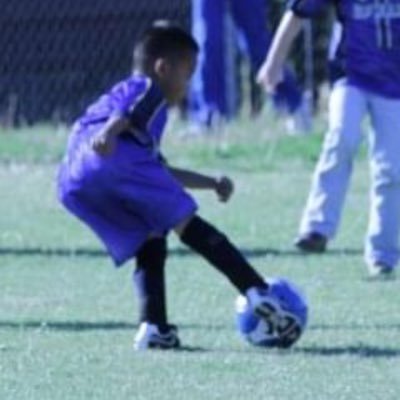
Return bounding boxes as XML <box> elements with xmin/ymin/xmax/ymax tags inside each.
<box><xmin>57</xmin><ymin>21</ymin><xmax>296</xmax><ymax>350</ymax></box>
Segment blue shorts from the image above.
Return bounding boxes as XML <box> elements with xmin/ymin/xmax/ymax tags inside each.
<box><xmin>58</xmin><ymin>127</ymin><xmax>197</xmax><ymax>266</ymax></box>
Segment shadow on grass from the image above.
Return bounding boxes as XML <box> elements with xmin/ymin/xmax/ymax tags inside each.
<box><xmin>0</xmin><ymin>320</ymin><xmax>137</xmax><ymax>331</ymax></box>
<box><xmin>0</xmin><ymin>245</ymin><xmax>363</xmax><ymax>259</ymax></box>
<box><xmin>1</xmin><ymin>320</ymin><xmax>398</xmax><ymax>356</ymax></box>
<box><xmin>295</xmin><ymin>345</ymin><xmax>400</xmax><ymax>358</ymax></box>
<box><xmin>172</xmin><ymin>345</ymin><xmax>209</xmax><ymax>352</ymax></box>
<box><xmin>4</xmin><ymin>320</ymin><xmax>397</xmax><ymax>334</ymax></box>
<box><xmin>0</xmin><ymin>320</ymin><xmax>231</xmax><ymax>333</ymax></box>
<box><xmin>0</xmin><ymin>319</ymin><xmax>210</xmax><ymax>352</ymax></box>
<box><xmin>311</xmin><ymin>323</ymin><xmax>400</xmax><ymax>331</ymax></box>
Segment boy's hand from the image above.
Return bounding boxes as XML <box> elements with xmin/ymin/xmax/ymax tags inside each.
<box><xmin>215</xmin><ymin>176</ymin><xmax>234</xmax><ymax>202</ymax></box>
<box><xmin>91</xmin><ymin>131</ymin><xmax>116</xmax><ymax>156</ymax></box>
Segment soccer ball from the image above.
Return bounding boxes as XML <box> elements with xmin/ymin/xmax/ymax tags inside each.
<box><xmin>235</xmin><ymin>278</ymin><xmax>308</xmax><ymax>348</ymax></box>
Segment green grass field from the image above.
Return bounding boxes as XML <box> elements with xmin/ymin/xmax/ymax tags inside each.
<box><xmin>1</xmin><ymin>117</ymin><xmax>399</xmax><ymax>400</ymax></box>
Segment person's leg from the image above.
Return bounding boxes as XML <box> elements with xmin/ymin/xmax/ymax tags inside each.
<box><xmin>297</xmin><ymin>79</ymin><xmax>367</xmax><ymax>248</ymax></box>
<box><xmin>189</xmin><ymin>0</ymin><xmax>228</xmax><ymax>126</ymax></box>
<box><xmin>230</xmin><ymin>0</ymin><xmax>303</xmax><ymax>119</ymax></box>
<box><xmin>133</xmin><ymin>237</ymin><xmax>168</xmax><ymax>327</ymax></box>
<box><xmin>133</xmin><ymin>236</ymin><xmax>181</xmax><ymax>350</ymax></box>
<box><xmin>365</xmin><ymin>94</ymin><xmax>400</xmax><ymax>273</ymax></box>
<box><xmin>174</xmin><ymin>214</ymin><xmax>284</xmax><ymax>328</ymax></box>
<box><xmin>176</xmin><ymin>215</ymin><xmax>264</xmax><ymax>293</ymax></box>
<box><xmin>229</xmin><ymin>0</ymin><xmax>269</xmax><ymax>69</ymax></box>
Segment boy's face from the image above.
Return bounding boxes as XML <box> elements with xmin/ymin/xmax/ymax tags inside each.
<box><xmin>155</xmin><ymin>52</ymin><xmax>196</xmax><ymax>104</ymax></box>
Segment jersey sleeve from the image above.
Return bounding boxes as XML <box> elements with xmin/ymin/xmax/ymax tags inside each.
<box><xmin>116</xmin><ymin>78</ymin><xmax>165</xmax><ymax>132</ymax></box>
<box><xmin>286</xmin><ymin>0</ymin><xmax>331</xmax><ymax>18</ymax></box>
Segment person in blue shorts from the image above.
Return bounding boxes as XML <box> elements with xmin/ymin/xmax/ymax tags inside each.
<box><xmin>258</xmin><ymin>1</ymin><xmax>400</xmax><ymax>277</ymax></box>
<box><xmin>57</xmin><ymin>22</ymin><xmax>295</xmax><ymax>349</ymax></box>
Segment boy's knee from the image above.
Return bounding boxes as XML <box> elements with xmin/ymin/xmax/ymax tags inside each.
<box><xmin>178</xmin><ymin>215</ymin><xmax>226</xmax><ymax>249</ymax></box>
<box><xmin>173</xmin><ymin>213</ymin><xmax>196</xmax><ymax>237</ymax></box>
<box><xmin>136</xmin><ymin>237</ymin><xmax>167</xmax><ymax>268</ymax></box>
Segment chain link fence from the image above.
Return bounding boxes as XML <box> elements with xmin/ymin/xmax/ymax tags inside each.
<box><xmin>0</xmin><ymin>0</ymin><xmax>331</xmax><ymax>127</ymax></box>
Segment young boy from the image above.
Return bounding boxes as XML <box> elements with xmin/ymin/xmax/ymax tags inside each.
<box><xmin>258</xmin><ymin>1</ymin><xmax>400</xmax><ymax>277</ymax></box>
<box><xmin>58</xmin><ymin>22</ymin><xmax>294</xmax><ymax>349</ymax></box>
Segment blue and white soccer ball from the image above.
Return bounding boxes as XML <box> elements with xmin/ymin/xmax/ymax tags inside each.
<box><xmin>235</xmin><ymin>278</ymin><xmax>308</xmax><ymax>348</ymax></box>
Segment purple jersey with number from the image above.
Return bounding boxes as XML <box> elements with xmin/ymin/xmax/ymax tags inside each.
<box><xmin>288</xmin><ymin>0</ymin><xmax>400</xmax><ymax>98</ymax></box>
<box><xmin>58</xmin><ymin>74</ymin><xmax>197</xmax><ymax>266</ymax></box>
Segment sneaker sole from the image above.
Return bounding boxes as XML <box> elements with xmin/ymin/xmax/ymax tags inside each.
<box><xmin>148</xmin><ymin>340</ymin><xmax>181</xmax><ymax>350</ymax></box>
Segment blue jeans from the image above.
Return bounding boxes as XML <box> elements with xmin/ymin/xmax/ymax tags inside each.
<box><xmin>299</xmin><ymin>78</ymin><xmax>400</xmax><ymax>268</ymax></box>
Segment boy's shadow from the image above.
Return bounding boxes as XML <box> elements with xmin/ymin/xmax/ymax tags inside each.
<box><xmin>0</xmin><ymin>245</ymin><xmax>363</xmax><ymax>259</ymax></box>
<box><xmin>0</xmin><ymin>319</ymin><xmax>136</xmax><ymax>331</ymax></box>
<box><xmin>0</xmin><ymin>319</ymin><xmax>208</xmax><ymax>352</ymax></box>
<box><xmin>1</xmin><ymin>320</ymin><xmax>399</xmax><ymax>356</ymax></box>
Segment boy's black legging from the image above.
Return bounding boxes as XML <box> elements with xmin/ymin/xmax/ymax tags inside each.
<box><xmin>133</xmin><ymin>237</ymin><xmax>168</xmax><ymax>327</ymax></box>
<box><xmin>133</xmin><ymin>216</ymin><xmax>265</xmax><ymax>327</ymax></box>
<box><xmin>180</xmin><ymin>215</ymin><xmax>265</xmax><ymax>294</ymax></box>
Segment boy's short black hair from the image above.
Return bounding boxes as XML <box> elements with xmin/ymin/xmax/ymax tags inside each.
<box><xmin>133</xmin><ymin>20</ymin><xmax>199</xmax><ymax>70</ymax></box>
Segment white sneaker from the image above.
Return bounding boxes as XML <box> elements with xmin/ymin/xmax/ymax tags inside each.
<box><xmin>367</xmin><ymin>262</ymin><xmax>395</xmax><ymax>279</ymax></box>
<box><xmin>133</xmin><ymin>322</ymin><xmax>180</xmax><ymax>350</ymax></box>
<box><xmin>246</xmin><ymin>286</ymin><xmax>283</xmax><ymax>329</ymax></box>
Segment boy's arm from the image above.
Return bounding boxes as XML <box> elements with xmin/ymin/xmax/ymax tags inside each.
<box><xmin>92</xmin><ymin>79</ymin><xmax>164</xmax><ymax>156</ymax></box>
<box><xmin>257</xmin><ymin>10</ymin><xmax>304</xmax><ymax>93</ymax></box>
<box><xmin>91</xmin><ymin>115</ymin><xmax>131</xmax><ymax>155</ymax></box>
<box><xmin>168</xmin><ymin>166</ymin><xmax>234</xmax><ymax>203</ymax></box>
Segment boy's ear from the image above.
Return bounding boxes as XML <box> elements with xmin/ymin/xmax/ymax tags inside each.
<box><xmin>154</xmin><ymin>58</ymin><xmax>170</xmax><ymax>77</ymax></box>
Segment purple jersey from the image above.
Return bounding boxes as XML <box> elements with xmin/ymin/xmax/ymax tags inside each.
<box><xmin>78</xmin><ymin>74</ymin><xmax>167</xmax><ymax>150</ymax></box>
<box><xmin>289</xmin><ymin>0</ymin><xmax>400</xmax><ymax>98</ymax></box>
<box><xmin>58</xmin><ymin>74</ymin><xmax>197</xmax><ymax>266</ymax></box>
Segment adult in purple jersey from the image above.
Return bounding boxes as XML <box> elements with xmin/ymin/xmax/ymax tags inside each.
<box><xmin>258</xmin><ymin>0</ymin><xmax>400</xmax><ymax>277</ymax></box>
<box><xmin>58</xmin><ymin>22</ymin><xmax>300</xmax><ymax>350</ymax></box>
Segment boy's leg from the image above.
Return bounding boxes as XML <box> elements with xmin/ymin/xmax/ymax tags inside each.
<box><xmin>133</xmin><ymin>237</ymin><xmax>181</xmax><ymax>350</ymax></box>
<box><xmin>176</xmin><ymin>215</ymin><xmax>283</xmax><ymax>326</ymax></box>
<box><xmin>177</xmin><ymin>215</ymin><xmax>264</xmax><ymax>293</ymax></box>
<box><xmin>365</xmin><ymin>95</ymin><xmax>400</xmax><ymax>272</ymax></box>
<box><xmin>133</xmin><ymin>237</ymin><xmax>168</xmax><ymax>327</ymax></box>
<box><xmin>297</xmin><ymin>79</ymin><xmax>366</xmax><ymax>244</ymax></box>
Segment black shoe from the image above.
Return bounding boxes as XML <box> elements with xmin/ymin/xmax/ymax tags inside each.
<box><xmin>367</xmin><ymin>262</ymin><xmax>395</xmax><ymax>279</ymax></box>
<box><xmin>295</xmin><ymin>232</ymin><xmax>327</xmax><ymax>253</ymax></box>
